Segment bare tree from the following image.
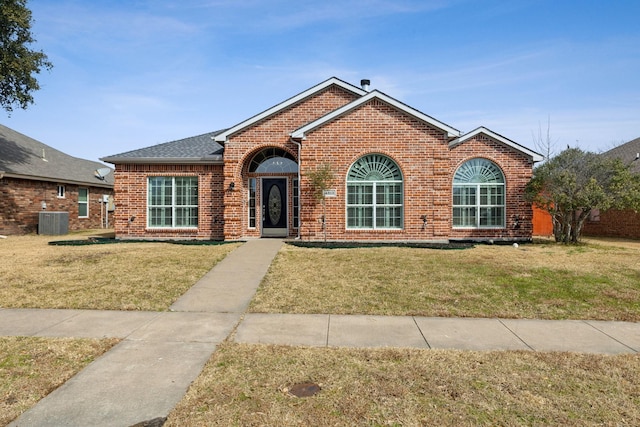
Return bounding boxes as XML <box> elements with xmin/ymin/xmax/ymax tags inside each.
<box><xmin>531</xmin><ymin>115</ymin><xmax>556</xmax><ymax>161</ymax></box>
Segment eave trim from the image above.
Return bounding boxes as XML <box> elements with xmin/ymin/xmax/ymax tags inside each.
<box><xmin>450</xmin><ymin>127</ymin><xmax>544</xmax><ymax>162</ymax></box>
<box><xmin>290</xmin><ymin>90</ymin><xmax>461</xmax><ymax>140</ymax></box>
<box><xmin>214</xmin><ymin>77</ymin><xmax>367</xmax><ymax>143</ymax></box>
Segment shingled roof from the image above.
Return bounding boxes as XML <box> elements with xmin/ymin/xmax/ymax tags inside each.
<box><xmin>0</xmin><ymin>124</ymin><xmax>114</xmax><ymax>187</ymax></box>
<box><xmin>101</xmin><ymin>130</ymin><xmax>226</xmax><ymax>164</ymax></box>
<box><xmin>603</xmin><ymin>136</ymin><xmax>640</xmax><ymax>174</ymax></box>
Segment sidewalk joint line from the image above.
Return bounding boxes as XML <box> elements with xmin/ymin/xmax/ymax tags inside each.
<box><xmin>412</xmin><ymin>317</ymin><xmax>431</xmax><ymax>349</ymax></box>
<box><xmin>497</xmin><ymin>318</ymin><xmax>535</xmax><ymax>351</ymax></box>
<box><xmin>582</xmin><ymin>320</ymin><xmax>638</xmax><ymax>353</ymax></box>
<box><xmin>34</xmin><ymin>308</ymin><xmax>83</xmax><ymax>337</ymax></box>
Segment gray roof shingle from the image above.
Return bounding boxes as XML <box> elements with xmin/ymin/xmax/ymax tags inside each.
<box><xmin>0</xmin><ymin>124</ymin><xmax>114</xmax><ymax>187</ymax></box>
<box><xmin>603</xmin><ymin>137</ymin><xmax>640</xmax><ymax>174</ymax></box>
<box><xmin>101</xmin><ymin>130</ymin><xmax>226</xmax><ymax>164</ymax></box>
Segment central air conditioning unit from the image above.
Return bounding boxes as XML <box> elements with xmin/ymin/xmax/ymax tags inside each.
<box><xmin>38</xmin><ymin>212</ymin><xmax>69</xmax><ymax>235</ymax></box>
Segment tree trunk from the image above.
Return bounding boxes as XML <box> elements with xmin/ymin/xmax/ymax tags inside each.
<box><xmin>570</xmin><ymin>209</ymin><xmax>590</xmax><ymax>243</ymax></box>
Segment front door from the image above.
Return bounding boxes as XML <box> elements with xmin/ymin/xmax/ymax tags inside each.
<box><xmin>261</xmin><ymin>178</ymin><xmax>287</xmax><ymax>237</ymax></box>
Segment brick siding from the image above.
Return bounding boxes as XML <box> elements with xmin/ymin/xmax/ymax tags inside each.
<box><xmin>222</xmin><ymin>85</ymin><xmax>360</xmax><ymax>240</ymax></box>
<box><xmin>112</xmin><ymin>163</ymin><xmax>225</xmax><ymax>240</ymax></box>
<box><xmin>0</xmin><ymin>176</ymin><xmax>113</xmax><ymax>235</ymax></box>
<box><xmin>583</xmin><ymin>209</ymin><xmax>640</xmax><ymax>239</ymax></box>
<box><xmin>110</xmin><ymin>85</ymin><xmax>536</xmax><ymax>242</ymax></box>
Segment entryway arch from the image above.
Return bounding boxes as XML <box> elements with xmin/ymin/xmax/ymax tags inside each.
<box><xmin>246</xmin><ymin>147</ymin><xmax>299</xmax><ymax>237</ymax></box>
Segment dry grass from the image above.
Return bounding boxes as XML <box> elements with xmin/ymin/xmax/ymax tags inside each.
<box><xmin>3</xmin><ymin>232</ymin><xmax>640</xmax><ymax>425</ymax></box>
<box><xmin>0</xmin><ymin>231</ymin><xmax>240</xmax><ymax>311</ymax></box>
<box><xmin>167</xmin><ymin>342</ymin><xmax>640</xmax><ymax>426</ymax></box>
<box><xmin>0</xmin><ymin>336</ymin><xmax>118</xmax><ymax>426</ymax></box>
<box><xmin>250</xmin><ymin>239</ymin><xmax>640</xmax><ymax>320</ymax></box>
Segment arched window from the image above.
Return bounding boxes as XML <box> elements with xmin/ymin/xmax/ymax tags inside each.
<box><xmin>453</xmin><ymin>158</ymin><xmax>505</xmax><ymax>228</ymax></box>
<box><xmin>249</xmin><ymin>147</ymin><xmax>298</xmax><ymax>173</ymax></box>
<box><xmin>346</xmin><ymin>154</ymin><xmax>403</xmax><ymax>229</ymax></box>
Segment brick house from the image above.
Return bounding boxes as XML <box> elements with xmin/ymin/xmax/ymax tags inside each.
<box><xmin>0</xmin><ymin>124</ymin><xmax>114</xmax><ymax>235</ymax></box>
<box><xmin>583</xmin><ymin>136</ymin><xmax>640</xmax><ymax>239</ymax></box>
<box><xmin>102</xmin><ymin>77</ymin><xmax>542</xmax><ymax>242</ymax></box>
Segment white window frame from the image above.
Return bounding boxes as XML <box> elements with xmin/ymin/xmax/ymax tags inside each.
<box><xmin>293</xmin><ymin>178</ymin><xmax>299</xmax><ymax>229</ymax></box>
<box><xmin>248</xmin><ymin>177</ymin><xmax>256</xmax><ymax>229</ymax></box>
<box><xmin>452</xmin><ymin>159</ymin><xmax>505</xmax><ymax>229</ymax></box>
<box><xmin>78</xmin><ymin>188</ymin><xmax>89</xmax><ymax>218</ymax></box>
<box><xmin>147</xmin><ymin>176</ymin><xmax>198</xmax><ymax>229</ymax></box>
<box><xmin>346</xmin><ymin>154</ymin><xmax>403</xmax><ymax>230</ymax></box>
<box><xmin>57</xmin><ymin>185</ymin><xmax>65</xmax><ymax>198</ymax></box>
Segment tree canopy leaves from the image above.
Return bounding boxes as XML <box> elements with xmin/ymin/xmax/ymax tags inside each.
<box><xmin>0</xmin><ymin>0</ymin><xmax>52</xmax><ymax>114</ymax></box>
<box><xmin>525</xmin><ymin>147</ymin><xmax>640</xmax><ymax>243</ymax></box>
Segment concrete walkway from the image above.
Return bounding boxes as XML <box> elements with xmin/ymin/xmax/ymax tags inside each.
<box><xmin>7</xmin><ymin>239</ymin><xmax>283</xmax><ymax>427</ymax></box>
<box><xmin>3</xmin><ymin>238</ymin><xmax>639</xmax><ymax>426</ymax></box>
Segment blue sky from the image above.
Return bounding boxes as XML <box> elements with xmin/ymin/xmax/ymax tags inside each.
<box><xmin>4</xmin><ymin>0</ymin><xmax>640</xmax><ymax>164</ymax></box>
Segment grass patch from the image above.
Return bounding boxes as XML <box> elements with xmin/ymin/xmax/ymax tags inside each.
<box><xmin>250</xmin><ymin>239</ymin><xmax>640</xmax><ymax>320</ymax></box>
<box><xmin>0</xmin><ymin>231</ymin><xmax>240</xmax><ymax>311</ymax></box>
<box><xmin>167</xmin><ymin>342</ymin><xmax>640</xmax><ymax>426</ymax></box>
<box><xmin>0</xmin><ymin>336</ymin><xmax>118</xmax><ymax>426</ymax></box>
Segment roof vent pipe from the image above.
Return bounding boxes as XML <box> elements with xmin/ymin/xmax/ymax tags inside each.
<box><xmin>360</xmin><ymin>79</ymin><xmax>370</xmax><ymax>92</ymax></box>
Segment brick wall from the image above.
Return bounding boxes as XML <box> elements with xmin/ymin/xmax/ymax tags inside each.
<box><xmin>0</xmin><ymin>176</ymin><xmax>113</xmax><ymax>235</ymax></box>
<box><xmin>449</xmin><ymin>134</ymin><xmax>536</xmax><ymax>241</ymax></box>
<box><xmin>223</xmin><ymin>85</ymin><xmax>360</xmax><ymax>239</ymax></box>
<box><xmin>109</xmin><ymin>85</ymin><xmax>536</xmax><ymax>242</ymax></box>
<box><xmin>294</xmin><ymin>101</ymin><xmax>535</xmax><ymax>241</ymax></box>
<box><xmin>112</xmin><ymin>163</ymin><xmax>224</xmax><ymax>240</ymax></box>
<box><xmin>583</xmin><ymin>209</ymin><xmax>640</xmax><ymax>239</ymax></box>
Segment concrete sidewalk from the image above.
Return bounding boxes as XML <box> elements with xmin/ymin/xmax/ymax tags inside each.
<box><xmin>8</xmin><ymin>239</ymin><xmax>284</xmax><ymax>427</ymax></box>
<box><xmin>233</xmin><ymin>313</ymin><xmax>640</xmax><ymax>354</ymax></box>
<box><xmin>3</xmin><ymin>309</ymin><xmax>638</xmax><ymax>355</ymax></box>
<box><xmin>3</xmin><ymin>237</ymin><xmax>639</xmax><ymax>426</ymax></box>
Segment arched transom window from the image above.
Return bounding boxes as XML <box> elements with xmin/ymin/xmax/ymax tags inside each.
<box><xmin>453</xmin><ymin>158</ymin><xmax>505</xmax><ymax>228</ymax></box>
<box><xmin>346</xmin><ymin>154</ymin><xmax>403</xmax><ymax>229</ymax></box>
<box><xmin>249</xmin><ymin>147</ymin><xmax>298</xmax><ymax>173</ymax></box>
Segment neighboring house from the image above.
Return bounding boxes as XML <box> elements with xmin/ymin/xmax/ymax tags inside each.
<box><xmin>102</xmin><ymin>77</ymin><xmax>543</xmax><ymax>242</ymax></box>
<box><xmin>0</xmin><ymin>124</ymin><xmax>114</xmax><ymax>235</ymax></box>
<box><xmin>583</xmin><ymin>136</ymin><xmax>640</xmax><ymax>239</ymax></box>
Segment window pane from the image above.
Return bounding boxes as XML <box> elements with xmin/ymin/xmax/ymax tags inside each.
<box><xmin>176</xmin><ymin>207</ymin><xmax>198</xmax><ymax>227</ymax></box>
<box><xmin>453</xmin><ymin>159</ymin><xmax>505</xmax><ymax>229</ymax></box>
<box><xmin>480</xmin><ymin>207</ymin><xmax>504</xmax><ymax>227</ymax></box>
<box><xmin>176</xmin><ymin>177</ymin><xmax>198</xmax><ymax>205</ymax></box>
<box><xmin>248</xmin><ymin>178</ymin><xmax>256</xmax><ymax>228</ymax></box>
<box><xmin>348</xmin><ymin>184</ymin><xmax>373</xmax><ymax>205</ymax></box>
<box><xmin>376</xmin><ymin>207</ymin><xmax>402</xmax><ymax>228</ymax></box>
<box><xmin>148</xmin><ymin>177</ymin><xmax>198</xmax><ymax>228</ymax></box>
<box><xmin>453</xmin><ymin>207</ymin><xmax>476</xmax><ymax>227</ymax></box>
<box><xmin>78</xmin><ymin>188</ymin><xmax>88</xmax><ymax>217</ymax></box>
<box><xmin>346</xmin><ymin>155</ymin><xmax>403</xmax><ymax>230</ymax></box>
<box><xmin>293</xmin><ymin>178</ymin><xmax>299</xmax><ymax>229</ymax></box>
<box><xmin>347</xmin><ymin>207</ymin><xmax>373</xmax><ymax>228</ymax></box>
<box><xmin>453</xmin><ymin>186</ymin><xmax>476</xmax><ymax>205</ymax></box>
<box><xmin>149</xmin><ymin>207</ymin><xmax>172</xmax><ymax>227</ymax></box>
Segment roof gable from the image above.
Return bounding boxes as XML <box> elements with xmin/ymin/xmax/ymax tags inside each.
<box><xmin>450</xmin><ymin>126</ymin><xmax>543</xmax><ymax>163</ymax></box>
<box><xmin>214</xmin><ymin>77</ymin><xmax>367</xmax><ymax>143</ymax></box>
<box><xmin>0</xmin><ymin>124</ymin><xmax>114</xmax><ymax>187</ymax></box>
<box><xmin>290</xmin><ymin>90</ymin><xmax>461</xmax><ymax>140</ymax></box>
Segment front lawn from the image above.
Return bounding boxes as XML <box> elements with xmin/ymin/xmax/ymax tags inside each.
<box><xmin>0</xmin><ymin>337</ymin><xmax>118</xmax><ymax>425</ymax></box>
<box><xmin>166</xmin><ymin>342</ymin><xmax>640</xmax><ymax>426</ymax></box>
<box><xmin>0</xmin><ymin>231</ymin><xmax>240</xmax><ymax>311</ymax></box>
<box><xmin>250</xmin><ymin>239</ymin><xmax>640</xmax><ymax>320</ymax></box>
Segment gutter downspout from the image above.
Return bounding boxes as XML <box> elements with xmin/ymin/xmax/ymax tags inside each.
<box><xmin>291</xmin><ymin>137</ymin><xmax>302</xmax><ymax>239</ymax></box>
